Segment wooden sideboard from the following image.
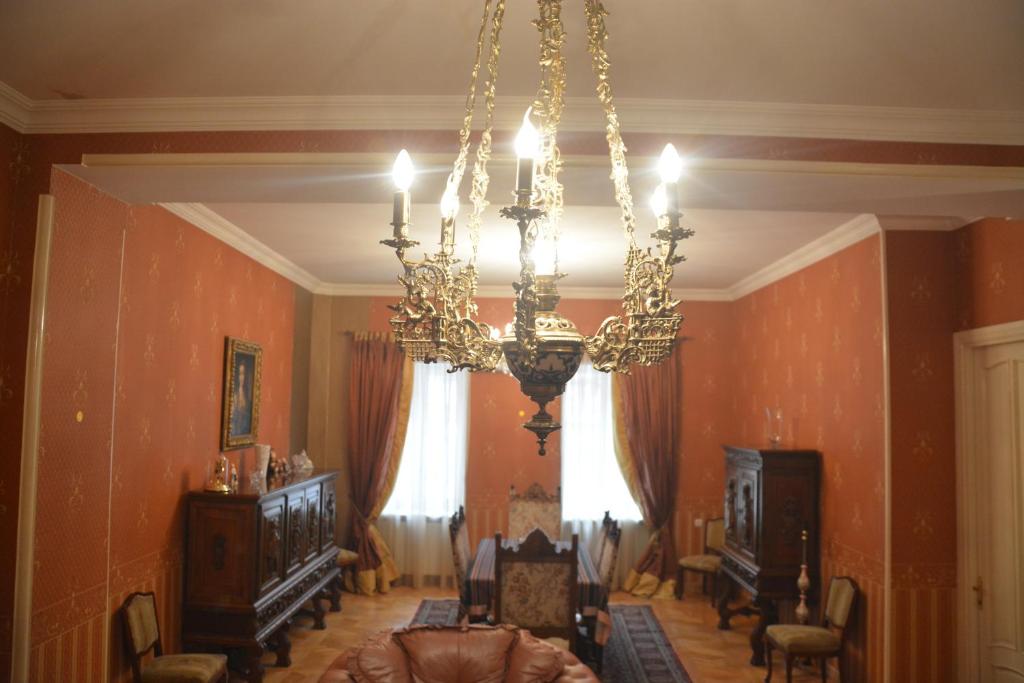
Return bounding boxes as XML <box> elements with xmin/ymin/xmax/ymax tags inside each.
<box><xmin>715</xmin><ymin>446</ymin><xmax>820</xmax><ymax>666</ymax></box>
<box><xmin>184</xmin><ymin>469</ymin><xmax>340</xmax><ymax>682</ymax></box>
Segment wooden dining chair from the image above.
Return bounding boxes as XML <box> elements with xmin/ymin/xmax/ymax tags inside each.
<box><xmin>508</xmin><ymin>483</ymin><xmax>562</xmax><ymax>540</ymax></box>
<box><xmin>120</xmin><ymin>591</ymin><xmax>228</xmax><ymax>683</ymax></box>
<box><xmin>494</xmin><ymin>528</ymin><xmax>578</xmax><ymax>653</ymax></box>
<box><xmin>764</xmin><ymin>576</ymin><xmax>859</xmax><ymax>682</ymax></box>
<box><xmin>675</xmin><ymin>516</ymin><xmax>725</xmax><ymax>605</ymax></box>
<box><xmin>448</xmin><ymin>505</ymin><xmax>485</xmax><ymax>623</ymax></box>
<box><xmin>582</xmin><ymin>516</ymin><xmax>620</xmax><ymax>672</ymax></box>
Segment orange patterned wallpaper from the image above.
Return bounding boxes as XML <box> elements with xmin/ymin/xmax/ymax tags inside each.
<box><xmin>954</xmin><ymin>218</ymin><xmax>1024</xmax><ymax>331</ymax></box>
<box><xmin>29</xmin><ymin>170</ymin><xmax>295</xmax><ymax>683</ymax></box>
<box><xmin>730</xmin><ymin>235</ymin><xmax>886</xmax><ymax>682</ymax></box>
<box><xmin>885</xmin><ymin>222</ymin><xmax>1024</xmax><ymax>683</ymax></box>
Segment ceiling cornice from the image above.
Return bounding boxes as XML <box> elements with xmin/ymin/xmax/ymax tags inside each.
<box><xmin>160</xmin><ymin>203</ymin><xmax>905</xmax><ymax>304</ymax></box>
<box><xmin>726</xmin><ymin>213</ymin><xmax>882</xmax><ymax>301</ymax></box>
<box><xmin>4</xmin><ymin>82</ymin><xmax>1024</xmax><ymax>145</ymax></box>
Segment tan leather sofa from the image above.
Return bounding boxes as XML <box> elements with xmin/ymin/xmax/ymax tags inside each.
<box><xmin>319</xmin><ymin>624</ymin><xmax>599</xmax><ymax>683</ymax></box>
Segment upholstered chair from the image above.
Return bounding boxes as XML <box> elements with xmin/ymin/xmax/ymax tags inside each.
<box><xmin>508</xmin><ymin>483</ymin><xmax>562</xmax><ymax>540</ymax></box>
<box><xmin>764</xmin><ymin>576</ymin><xmax>859</xmax><ymax>683</ymax></box>
<box><xmin>674</xmin><ymin>516</ymin><xmax>725</xmax><ymax>604</ymax></box>
<box><xmin>494</xmin><ymin>528</ymin><xmax>578</xmax><ymax>653</ymax></box>
<box><xmin>448</xmin><ymin>505</ymin><xmax>485</xmax><ymax>622</ymax></box>
<box><xmin>120</xmin><ymin>592</ymin><xmax>227</xmax><ymax>683</ymax></box>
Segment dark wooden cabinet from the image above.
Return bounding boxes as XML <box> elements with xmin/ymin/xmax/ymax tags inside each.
<box><xmin>184</xmin><ymin>470</ymin><xmax>340</xmax><ymax>682</ymax></box>
<box><xmin>716</xmin><ymin>446</ymin><xmax>820</xmax><ymax>665</ymax></box>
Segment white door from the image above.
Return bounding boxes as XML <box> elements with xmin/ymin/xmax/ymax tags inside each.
<box><xmin>976</xmin><ymin>340</ymin><xmax>1024</xmax><ymax>681</ymax></box>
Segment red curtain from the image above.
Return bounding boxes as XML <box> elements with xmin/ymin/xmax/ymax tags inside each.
<box><xmin>616</xmin><ymin>350</ymin><xmax>682</xmax><ymax>584</ymax></box>
<box><xmin>346</xmin><ymin>333</ymin><xmax>406</xmax><ymax>586</ymax></box>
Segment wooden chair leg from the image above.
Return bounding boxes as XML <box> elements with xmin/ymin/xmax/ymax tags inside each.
<box><xmin>785</xmin><ymin>654</ymin><xmax>794</xmax><ymax>683</ymax></box>
<box><xmin>763</xmin><ymin>640</ymin><xmax>774</xmax><ymax>682</ymax></box>
<box><xmin>821</xmin><ymin>655</ymin><xmax>828</xmax><ymax>682</ymax></box>
<box><xmin>710</xmin><ymin>573</ymin><xmax>718</xmax><ymax>607</ymax></box>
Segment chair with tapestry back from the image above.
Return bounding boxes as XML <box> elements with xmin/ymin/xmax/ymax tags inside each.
<box><xmin>581</xmin><ymin>513</ymin><xmax>621</xmax><ymax>672</ymax></box>
<box><xmin>120</xmin><ymin>591</ymin><xmax>228</xmax><ymax>683</ymax></box>
<box><xmin>494</xmin><ymin>528</ymin><xmax>579</xmax><ymax>653</ymax></box>
<box><xmin>448</xmin><ymin>504</ymin><xmax>486</xmax><ymax>623</ymax></box>
<box><xmin>508</xmin><ymin>483</ymin><xmax>562</xmax><ymax>541</ymax></box>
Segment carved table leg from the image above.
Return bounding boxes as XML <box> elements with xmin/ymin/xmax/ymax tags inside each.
<box><xmin>272</xmin><ymin>623</ymin><xmax>292</xmax><ymax>667</ymax></box>
<box><xmin>312</xmin><ymin>593</ymin><xmax>327</xmax><ymax>630</ymax></box>
<box><xmin>328</xmin><ymin>578</ymin><xmax>342</xmax><ymax>613</ymax></box>
<box><xmin>245</xmin><ymin>645</ymin><xmax>266</xmax><ymax>683</ymax></box>
<box><xmin>749</xmin><ymin>596</ymin><xmax>778</xmax><ymax>666</ymax></box>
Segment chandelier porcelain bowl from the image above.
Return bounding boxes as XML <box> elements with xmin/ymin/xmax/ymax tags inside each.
<box><xmin>381</xmin><ymin>0</ymin><xmax>693</xmax><ymax>455</ymax></box>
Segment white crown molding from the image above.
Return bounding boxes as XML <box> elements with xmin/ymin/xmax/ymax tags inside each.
<box><xmin>875</xmin><ymin>215</ymin><xmax>973</xmax><ymax>231</ymax></box>
<box><xmin>159</xmin><ymin>203</ymin><xmax>321</xmax><ymax>292</ymax></box>
<box><xmin>4</xmin><ymin>81</ymin><xmax>1024</xmax><ymax>145</ymax></box>
<box><xmin>727</xmin><ymin>213</ymin><xmax>882</xmax><ymax>300</ymax></box>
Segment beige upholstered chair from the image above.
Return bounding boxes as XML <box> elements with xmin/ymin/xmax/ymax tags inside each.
<box><xmin>674</xmin><ymin>516</ymin><xmax>725</xmax><ymax>604</ymax></box>
<box><xmin>764</xmin><ymin>576</ymin><xmax>859</xmax><ymax>682</ymax></box>
<box><xmin>494</xmin><ymin>528</ymin><xmax>578</xmax><ymax>653</ymax></box>
<box><xmin>120</xmin><ymin>592</ymin><xmax>227</xmax><ymax>683</ymax></box>
<box><xmin>509</xmin><ymin>483</ymin><xmax>562</xmax><ymax>540</ymax></box>
<box><xmin>448</xmin><ymin>505</ymin><xmax>485</xmax><ymax>622</ymax></box>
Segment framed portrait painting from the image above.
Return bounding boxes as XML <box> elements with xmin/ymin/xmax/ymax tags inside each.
<box><xmin>221</xmin><ymin>337</ymin><xmax>263</xmax><ymax>450</ymax></box>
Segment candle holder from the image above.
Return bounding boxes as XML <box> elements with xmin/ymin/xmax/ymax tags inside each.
<box><xmin>766</xmin><ymin>407</ymin><xmax>784</xmax><ymax>449</ymax></box>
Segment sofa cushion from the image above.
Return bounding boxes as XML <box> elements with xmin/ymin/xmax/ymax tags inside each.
<box><xmin>506</xmin><ymin>631</ymin><xmax>563</xmax><ymax>683</ymax></box>
<box><xmin>394</xmin><ymin>625</ymin><xmax>518</xmax><ymax>683</ymax></box>
<box><xmin>346</xmin><ymin>631</ymin><xmax>412</xmax><ymax>683</ymax></box>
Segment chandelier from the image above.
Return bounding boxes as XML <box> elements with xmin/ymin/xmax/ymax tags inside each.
<box><xmin>382</xmin><ymin>0</ymin><xmax>693</xmax><ymax>455</ymax></box>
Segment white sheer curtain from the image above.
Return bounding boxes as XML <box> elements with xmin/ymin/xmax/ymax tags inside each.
<box><xmin>379</xmin><ymin>362</ymin><xmax>468</xmax><ymax>588</ymax></box>
<box><xmin>561</xmin><ymin>360</ymin><xmax>648</xmax><ymax>590</ymax></box>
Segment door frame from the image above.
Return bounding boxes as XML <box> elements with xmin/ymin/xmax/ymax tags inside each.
<box><xmin>954</xmin><ymin>319</ymin><xmax>1024</xmax><ymax>683</ymax></box>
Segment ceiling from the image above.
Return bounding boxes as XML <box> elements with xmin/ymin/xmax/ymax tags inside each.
<box><xmin>2</xmin><ymin>0</ymin><xmax>1023</xmax><ymax>110</ymax></box>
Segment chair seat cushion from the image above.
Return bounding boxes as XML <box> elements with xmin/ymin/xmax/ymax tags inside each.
<box><xmin>678</xmin><ymin>554</ymin><xmax>721</xmax><ymax>572</ymax></box>
<box><xmin>141</xmin><ymin>654</ymin><xmax>227</xmax><ymax>683</ymax></box>
<box><xmin>766</xmin><ymin>625</ymin><xmax>841</xmax><ymax>654</ymax></box>
<box><xmin>337</xmin><ymin>549</ymin><xmax>359</xmax><ymax>566</ymax></box>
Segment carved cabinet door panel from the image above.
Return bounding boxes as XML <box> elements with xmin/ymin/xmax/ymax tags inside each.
<box><xmin>321</xmin><ymin>485</ymin><xmax>337</xmax><ymax>550</ymax></box>
<box><xmin>259</xmin><ymin>498</ymin><xmax>286</xmax><ymax>594</ymax></box>
<box><xmin>736</xmin><ymin>470</ymin><xmax>759</xmax><ymax>561</ymax></box>
<box><xmin>287</xmin><ymin>492</ymin><xmax>306</xmax><ymax>572</ymax></box>
<box><xmin>304</xmin><ymin>484</ymin><xmax>321</xmax><ymax>562</ymax></box>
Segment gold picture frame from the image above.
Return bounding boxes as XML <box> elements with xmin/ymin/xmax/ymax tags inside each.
<box><xmin>221</xmin><ymin>337</ymin><xmax>263</xmax><ymax>451</ymax></box>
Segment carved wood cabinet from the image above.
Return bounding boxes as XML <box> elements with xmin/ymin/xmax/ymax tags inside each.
<box><xmin>717</xmin><ymin>446</ymin><xmax>820</xmax><ymax>665</ymax></box>
<box><xmin>184</xmin><ymin>470</ymin><xmax>340</xmax><ymax>682</ymax></box>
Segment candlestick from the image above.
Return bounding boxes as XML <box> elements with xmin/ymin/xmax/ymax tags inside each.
<box><xmin>514</xmin><ymin>109</ymin><xmax>539</xmax><ymax>206</ymax></box>
<box><xmin>392</xmin><ymin>190</ymin><xmax>410</xmax><ymax>237</ymax></box>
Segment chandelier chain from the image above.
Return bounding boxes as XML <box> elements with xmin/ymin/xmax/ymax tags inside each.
<box><xmin>531</xmin><ymin>0</ymin><xmax>567</xmax><ymax>267</ymax></box>
<box><xmin>584</xmin><ymin>0</ymin><xmax>638</xmax><ymax>248</ymax></box>
<box><xmin>467</xmin><ymin>0</ymin><xmax>506</xmax><ymax>266</ymax></box>
<box><xmin>448</xmin><ymin>0</ymin><xmax>492</xmax><ymax>198</ymax></box>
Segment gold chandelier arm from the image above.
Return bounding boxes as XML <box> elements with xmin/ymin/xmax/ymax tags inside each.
<box><xmin>467</xmin><ymin>0</ymin><xmax>506</xmax><ymax>266</ymax></box>
<box><xmin>583</xmin><ymin>0</ymin><xmax>638</xmax><ymax>248</ymax></box>
<box><xmin>532</xmin><ymin>0</ymin><xmax>567</xmax><ymax>258</ymax></box>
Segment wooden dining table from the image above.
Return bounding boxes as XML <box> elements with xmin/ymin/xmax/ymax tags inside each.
<box><xmin>466</xmin><ymin>537</ymin><xmax>606</xmax><ymax>616</ymax></box>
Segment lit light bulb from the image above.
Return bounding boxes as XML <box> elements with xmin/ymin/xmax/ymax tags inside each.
<box><xmin>658</xmin><ymin>143</ymin><xmax>682</xmax><ymax>184</ymax></box>
<box><xmin>392</xmin><ymin>149</ymin><xmax>414</xmax><ymax>191</ymax></box>
<box><xmin>489</xmin><ymin>326</ymin><xmax>500</xmax><ymax>340</ymax></box>
<box><xmin>514</xmin><ymin>108</ymin><xmax>540</xmax><ymax>160</ymax></box>
<box><xmin>531</xmin><ymin>237</ymin><xmax>557</xmax><ymax>276</ymax></box>
<box><xmin>649</xmin><ymin>183</ymin><xmax>667</xmax><ymax>217</ymax></box>
<box><xmin>504</xmin><ymin>322</ymin><xmax>515</xmax><ymax>336</ymax></box>
<box><xmin>439</xmin><ymin>183</ymin><xmax>460</xmax><ymax>220</ymax></box>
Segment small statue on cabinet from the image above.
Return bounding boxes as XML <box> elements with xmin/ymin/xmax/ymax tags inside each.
<box><xmin>205</xmin><ymin>453</ymin><xmax>232</xmax><ymax>493</ymax></box>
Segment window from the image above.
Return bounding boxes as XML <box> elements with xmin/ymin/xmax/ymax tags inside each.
<box><xmin>382</xmin><ymin>361</ymin><xmax>468</xmax><ymax>518</ymax></box>
<box><xmin>560</xmin><ymin>360</ymin><xmax>643</xmax><ymax>521</ymax></box>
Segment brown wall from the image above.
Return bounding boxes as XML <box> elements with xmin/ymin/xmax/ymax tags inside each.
<box><xmin>28</xmin><ymin>171</ymin><xmax>297</xmax><ymax>682</ymax></box>
<box><xmin>730</xmin><ymin>235</ymin><xmax>887</xmax><ymax>681</ymax></box>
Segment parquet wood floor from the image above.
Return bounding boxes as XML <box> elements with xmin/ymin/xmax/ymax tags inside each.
<box><xmin>255</xmin><ymin>586</ymin><xmax>823</xmax><ymax>683</ymax></box>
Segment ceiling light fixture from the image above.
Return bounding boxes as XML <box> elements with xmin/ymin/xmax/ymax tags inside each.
<box><xmin>382</xmin><ymin>0</ymin><xmax>693</xmax><ymax>455</ymax></box>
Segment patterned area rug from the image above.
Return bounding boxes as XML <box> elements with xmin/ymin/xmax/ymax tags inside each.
<box><xmin>410</xmin><ymin>600</ymin><xmax>691</xmax><ymax>683</ymax></box>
